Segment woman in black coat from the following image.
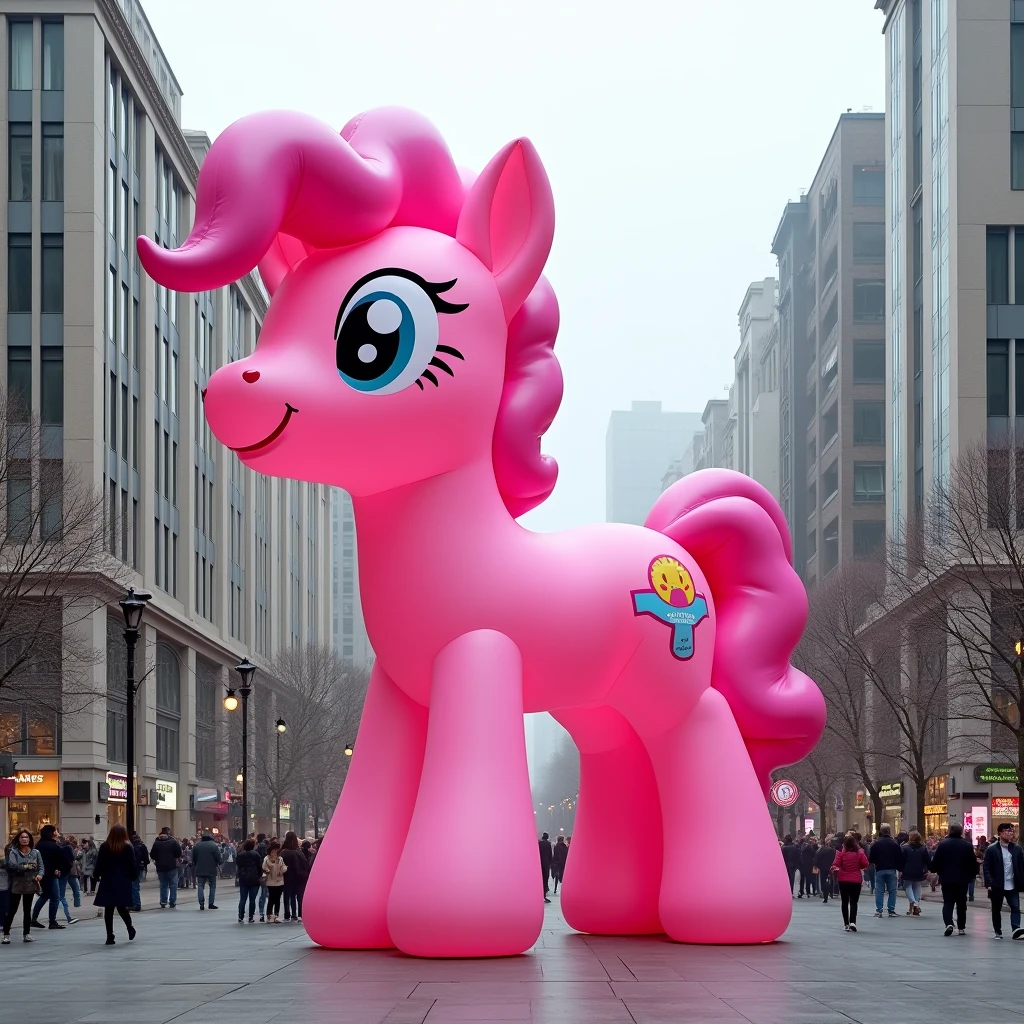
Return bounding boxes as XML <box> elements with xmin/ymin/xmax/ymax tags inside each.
<box><xmin>94</xmin><ymin>824</ymin><xmax>138</xmax><ymax>945</ymax></box>
<box><xmin>280</xmin><ymin>831</ymin><xmax>309</xmax><ymax>922</ymax></box>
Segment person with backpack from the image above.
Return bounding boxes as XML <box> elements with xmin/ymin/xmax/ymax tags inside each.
<box><xmin>150</xmin><ymin>827</ymin><xmax>183</xmax><ymax>908</ymax></box>
<box><xmin>129</xmin><ymin>831</ymin><xmax>150</xmax><ymax>912</ymax></box>
<box><xmin>235</xmin><ymin>839</ymin><xmax>263</xmax><ymax>923</ymax></box>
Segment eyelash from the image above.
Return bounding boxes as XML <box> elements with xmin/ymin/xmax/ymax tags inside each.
<box><xmin>415</xmin><ymin>344</ymin><xmax>465</xmax><ymax>390</ymax></box>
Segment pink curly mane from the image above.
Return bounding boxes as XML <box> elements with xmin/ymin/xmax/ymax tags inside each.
<box><xmin>138</xmin><ymin>108</ymin><xmax>562</xmax><ymax>516</ymax></box>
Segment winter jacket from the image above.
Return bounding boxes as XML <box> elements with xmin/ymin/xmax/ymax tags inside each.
<box><xmin>35</xmin><ymin>838</ymin><xmax>65</xmax><ymax>881</ymax></box>
<box><xmin>82</xmin><ymin>845</ymin><xmax>98</xmax><ymax>876</ymax></box>
<box><xmin>93</xmin><ymin>842</ymin><xmax>139</xmax><ymax>908</ymax></box>
<box><xmin>262</xmin><ymin>855</ymin><xmax>286</xmax><ymax>887</ymax></box>
<box><xmin>831</xmin><ymin>848</ymin><xmax>868</xmax><ymax>883</ymax></box>
<box><xmin>814</xmin><ymin>845</ymin><xmax>836</xmax><ymax>873</ymax></box>
<box><xmin>899</xmin><ymin>843</ymin><xmax>932</xmax><ymax>882</ymax></box>
<box><xmin>539</xmin><ymin>839</ymin><xmax>553</xmax><ymax>873</ymax></box>
<box><xmin>6</xmin><ymin>847</ymin><xmax>41</xmax><ymax>884</ymax></box>
<box><xmin>781</xmin><ymin>842</ymin><xmax>800</xmax><ymax>871</ymax></box>
<box><xmin>281</xmin><ymin>848</ymin><xmax>309</xmax><ymax>894</ymax></box>
<box><xmin>929</xmin><ymin>837</ymin><xmax>979</xmax><ymax>885</ymax></box>
<box><xmin>868</xmin><ymin>836</ymin><xmax>902</xmax><ymax>871</ymax></box>
<box><xmin>149</xmin><ymin>834</ymin><xmax>183</xmax><ymax>873</ymax></box>
<box><xmin>799</xmin><ymin>844</ymin><xmax>817</xmax><ymax>872</ymax></box>
<box><xmin>552</xmin><ymin>841</ymin><xmax>568</xmax><ymax>876</ymax></box>
<box><xmin>983</xmin><ymin>840</ymin><xmax>1024</xmax><ymax>892</ymax></box>
<box><xmin>131</xmin><ymin>836</ymin><xmax>150</xmax><ymax>869</ymax></box>
<box><xmin>191</xmin><ymin>835</ymin><xmax>223</xmax><ymax>877</ymax></box>
<box><xmin>236</xmin><ymin>850</ymin><xmax>263</xmax><ymax>886</ymax></box>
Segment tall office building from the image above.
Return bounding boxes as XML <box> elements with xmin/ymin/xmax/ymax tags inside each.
<box><xmin>0</xmin><ymin>0</ymin><xmax>333</xmax><ymax>841</ymax></box>
<box><xmin>606</xmin><ymin>400</ymin><xmax>702</xmax><ymax>525</ymax></box>
<box><xmin>332</xmin><ymin>489</ymin><xmax>371</xmax><ymax>665</ymax></box>
<box><xmin>773</xmin><ymin>113</ymin><xmax>887</xmax><ymax>585</ymax></box>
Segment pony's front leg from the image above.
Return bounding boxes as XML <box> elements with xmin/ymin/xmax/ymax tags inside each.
<box><xmin>643</xmin><ymin>688</ymin><xmax>792</xmax><ymax>944</ymax></box>
<box><xmin>387</xmin><ymin>630</ymin><xmax>542</xmax><ymax>957</ymax></box>
<box><xmin>303</xmin><ymin>662</ymin><xmax>427</xmax><ymax>949</ymax></box>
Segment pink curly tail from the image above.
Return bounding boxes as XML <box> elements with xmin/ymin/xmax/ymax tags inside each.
<box><xmin>645</xmin><ymin>469</ymin><xmax>826</xmax><ymax>795</ymax></box>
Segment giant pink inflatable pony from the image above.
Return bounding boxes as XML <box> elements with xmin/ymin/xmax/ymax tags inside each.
<box><xmin>139</xmin><ymin>108</ymin><xmax>825</xmax><ymax>957</ymax></box>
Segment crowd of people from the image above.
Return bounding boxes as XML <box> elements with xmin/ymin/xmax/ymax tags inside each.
<box><xmin>1</xmin><ymin>823</ymin><xmax>321</xmax><ymax>945</ymax></box>
<box><xmin>780</xmin><ymin>821</ymin><xmax>1024</xmax><ymax>938</ymax></box>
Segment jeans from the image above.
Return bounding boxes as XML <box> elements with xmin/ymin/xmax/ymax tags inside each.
<box><xmin>865</xmin><ymin>865</ymin><xmax>876</xmax><ymax>892</ymax></box>
<box><xmin>197</xmin><ymin>875</ymin><xmax>217</xmax><ymax>907</ymax></box>
<box><xmin>967</xmin><ymin>877</ymin><xmax>975</xmax><ymax>900</ymax></box>
<box><xmin>258</xmin><ymin>884</ymin><xmax>267</xmax><ymax>917</ymax></box>
<box><xmin>131</xmin><ymin>878</ymin><xmax>141</xmax><ymax>908</ymax></box>
<box><xmin>158</xmin><ymin>869</ymin><xmax>178</xmax><ymax>906</ymax></box>
<box><xmin>904</xmin><ymin>879</ymin><xmax>922</xmax><ymax>906</ymax></box>
<box><xmin>941</xmin><ymin>882</ymin><xmax>968</xmax><ymax>930</ymax></box>
<box><xmin>785</xmin><ymin>865</ymin><xmax>796</xmax><ymax>894</ymax></box>
<box><xmin>32</xmin><ymin>877</ymin><xmax>60</xmax><ymax>923</ymax></box>
<box><xmin>57</xmin><ymin>876</ymin><xmax>76</xmax><ymax>920</ymax></box>
<box><xmin>874</xmin><ymin>869</ymin><xmax>898</xmax><ymax>913</ymax></box>
<box><xmin>238</xmin><ymin>882</ymin><xmax>260</xmax><ymax>920</ymax></box>
<box><xmin>62</xmin><ymin>876</ymin><xmax>81</xmax><ymax>908</ymax></box>
<box><xmin>990</xmin><ymin>888</ymin><xmax>1021</xmax><ymax>934</ymax></box>
<box><xmin>820</xmin><ymin>872</ymin><xmax>833</xmax><ymax>901</ymax></box>
<box><xmin>284</xmin><ymin>890</ymin><xmax>299</xmax><ymax>920</ymax></box>
<box><xmin>838</xmin><ymin>881</ymin><xmax>862</xmax><ymax>927</ymax></box>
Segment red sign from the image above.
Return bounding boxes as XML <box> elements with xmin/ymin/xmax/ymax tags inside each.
<box><xmin>202</xmin><ymin>801</ymin><xmax>231</xmax><ymax>817</ymax></box>
<box><xmin>770</xmin><ymin>780</ymin><xmax>799</xmax><ymax>807</ymax></box>
<box><xmin>0</xmin><ymin>778</ymin><xmax>14</xmax><ymax>797</ymax></box>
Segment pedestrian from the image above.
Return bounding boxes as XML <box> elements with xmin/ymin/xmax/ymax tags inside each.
<box><xmin>830</xmin><ymin>834</ymin><xmax>869</xmax><ymax>932</ymax></box>
<box><xmin>222</xmin><ymin>840</ymin><xmax>237</xmax><ymax>885</ymax></box>
<box><xmin>191</xmin><ymin>831</ymin><xmax>223</xmax><ymax>910</ymax></box>
<box><xmin>3</xmin><ymin>830</ymin><xmax>42</xmax><ymax>944</ymax></box>
<box><xmin>93</xmin><ymin>824</ymin><xmax>138</xmax><ymax>945</ymax></box>
<box><xmin>551</xmin><ymin>835</ymin><xmax>568</xmax><ymax>895</ymax></box>
<box><xmin>815</xmin><ymin>839</ymin><xmax>836</xmax><ymax>903</ymax></box>
<box><xmin>869</xmin><ymin>824</ymin><xmax>902</xmax><ymax>918</ymax></box>
<box><xmin>798</xmin><ymin>839</ymin><xmax>817</xmax><ymax>898</ymax></box>
<box><xmin>930</xmin><ymin>823</ymin><xmax>978</xmax><ymax>936</ymax></box>
<box><xmin>280</xmin><ymin>831</ymin><xmax>308</xmax><ymax>922</ymax></box>
<box><xmin>982</xmin><ymin>821</ymin><xmax>1024</xmax><ymax>939</ymax></box>
<box><xmin>0</xmin><ymin>835</ymin><xmax>9</xmax><ymax>936</ymax></box>
<box><xmin>539</xmin><ymin>832</ymin><xmax>553</xmax><ymax>904</ymax></box>
<box><xmin>81</xmin><ymin>838</ymin><xmax>98</xmax><ymax>894</ymax></box>
<box><xmin>255</xmin><ymin>833</ymin><xmax>269</xmax><ymax>922</ymax></box>
<box><xmin>235</xmin><ymin>838</ymin><xmax>263</xmax><ymax>923</ymax></box>
<box><xmin>129</xmin><ymin>831</ymin><xmax>149</xmax><ymax>911</ymax></box>
<box><xmin>899</xmin><ymin>831</ymin><xmax>931</xmax><ymax>916</ymax></box>
<box><xmin>30</xmin><ymin>824</ymin><xmax>65</xmax><ymax>930</ymax></box>
<box><xmin>780</xmin><ymin>835</ymin><xmax>799</xmax><ymax>896</ymax></box>
<box><xmin>262</xmin><ymin>841</ymin><xmax>287</xmax><ymax>923</ymax></box>
<box><xmin>62</xmin><ymin>834</ymin><xmax>83</xmax><ymax>914</ymax></box>
<box><xmin>150</xmin><ymin>826</ymin><xmax>183</xmax><ymax>908</ymax></box>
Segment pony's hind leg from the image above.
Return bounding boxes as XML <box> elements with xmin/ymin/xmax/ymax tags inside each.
<box><xmin>552</xmin><ymin>706</ymin><xmax>663</xmax><ymax>935</ymax></box>
<box><xmin>303</xmin><ymin>662</ymin><xmax>427</xmax><ymax>949</ymax></box>
<box><xmin>642</xmin><ymin>687</ymin><xmax>792</xmax><ymax>944</ymax></box>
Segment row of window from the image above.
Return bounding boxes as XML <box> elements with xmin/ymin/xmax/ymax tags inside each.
<box><xmin>807</xmin><ymin>520</ymin><xmax>885</xmax><ymax>565</ymax></box>
<box><xmin>7</xmin><ymin>346</ymin><xmax>62</xmax><ymax>424</ymax></box>
<box><xmin>9</xmin><ymin>122</ymin><xmax>63</xmax><ymax>203</ymax></box>
<box><xmin>9</xmin><ymin>20</ymin><xmax>63</xmax><ymax>91</ymax></box>
<box><xmin>8</xmin><ymin>235</ymin><xmax>62</xmax><ymax>313</ymax></box>
<box><xmin>987</xmin><ymin>227</ymin><xmax>1024</xmax><ymax>305</ymax></box>
<box><xmin>808</xmin><ymin>462</ymin><xmax>885</xmax><ymax>509</ymax></box>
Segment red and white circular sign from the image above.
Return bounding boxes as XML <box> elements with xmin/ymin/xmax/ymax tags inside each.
<box><xmin>770</xmin><ymin>780</ymin><xmax>799</xmax><ymax>807</ymax></box>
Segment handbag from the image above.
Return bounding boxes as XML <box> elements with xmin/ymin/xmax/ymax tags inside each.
<box><xmin>12</xmin><ymin>874</ymin><xmax>41</xmax><ymax>895</ymax></box>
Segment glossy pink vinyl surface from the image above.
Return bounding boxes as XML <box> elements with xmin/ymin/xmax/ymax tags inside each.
<box><xmin>139</xmin><ymin>107</ymin><xmax>825</xmax><ymax>956</ymax></box>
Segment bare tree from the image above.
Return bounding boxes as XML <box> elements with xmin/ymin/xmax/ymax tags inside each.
<box><xmin>783</xmin><ymin>732</ymin><xmax>848</xmax><ymax>836</ymax></box>
<box><xmin>0</xmin><ymin>400</ymin><xmax>125</xmax><ymax>750</ymax></box>
<box><xmin>887</xmin><ymin>438</ymin><xmax>1024</xmax><ymax>807</ymax></box>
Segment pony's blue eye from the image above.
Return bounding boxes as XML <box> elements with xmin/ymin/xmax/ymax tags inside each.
<box><xmin>335</xmin><ymin>274</ymin><xmax>439</xmax><ymax>395</ymax></box>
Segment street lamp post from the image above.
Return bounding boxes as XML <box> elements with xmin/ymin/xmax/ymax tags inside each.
<box><xmin>119</xmin><ymin>587</ymin><xmax>152</xmax><ymax>838</ymax></box>
<box><xmin>275</xmin><ymin>718</ymin><xmax>287</xmax><ymax>835</ymax></box>
<box><xmin>225</xmin><ymin>657</ymin><xmax>256</xmax><ymax>843</ymax></box>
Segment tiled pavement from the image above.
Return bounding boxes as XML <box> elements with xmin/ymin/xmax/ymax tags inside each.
<box><xmin>3</xmin><ymin>889</ymin><xmax>1022</xmax><ymax>1024</ymax></box>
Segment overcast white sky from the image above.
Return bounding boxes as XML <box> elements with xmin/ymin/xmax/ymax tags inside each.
<box><xmin>144</xmin><ymin>0</ymin><xmax>885</xmax><ymax>532</ymax></box>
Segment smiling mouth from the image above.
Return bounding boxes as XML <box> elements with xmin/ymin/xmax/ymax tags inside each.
<box><xmin>230</xmin><ymin>404</ymin><xmax>298</xmax><ymax>453</ymax></box>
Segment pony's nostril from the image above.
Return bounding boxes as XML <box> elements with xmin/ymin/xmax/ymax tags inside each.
<box><xmin>242</xmin><ymin>370</ymin><xmax>261</xmax><ymax>384</ymax></box>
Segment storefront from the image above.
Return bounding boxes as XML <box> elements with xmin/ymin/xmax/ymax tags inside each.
<box><xmin>155</xmin><ymin>780</ymin><xmax>177</xmax><ymax>832</ymax></box>
<box><xmin>991</xmin><ymin>796</ymin><xmax>1020</xmax><ymax>832</ymax></box>
<box><xmin>6</xmin><ymin>770</ymin><xmax>60</xmax><ymax>836</ymax></box>
<box><xmin>923</xmin><ymin>774</ymin><xmax>948</xmax><ymax>838</ymax></box>
<box><xmin>878</xmin><ymin>781</ymin><xmax>903</xmax><ymax>834</ymax></box>
<box><xmin>105</xmin><ymin>771</ymin><xmax>127</xmax><ymax>828</ymax></box>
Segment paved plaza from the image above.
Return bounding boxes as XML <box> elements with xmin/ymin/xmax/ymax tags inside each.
<box><xmin>4</xmin><ymin>890</ymin><xmax>1023</xmax><ymax>1024</ymax></box>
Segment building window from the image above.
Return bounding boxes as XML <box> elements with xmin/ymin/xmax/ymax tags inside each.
<box><xmin>9</xmin><ymin>22</ymin><xmax>32</xmax><ymax>90</ymax></box>
<box><xmin>853</xmin><ymin>341</ymin><xmax>885</xmax><ymax>382</ymax></box>
<box><xmin>41</xmin><ymin>123</ymin><xmax>63</xmax><ymax>202</ymax></box>
<box><xmin>853</xmin><ymin>280</ymin><xmax>885</xmax><ymax>322</ymax></box>
<box><xmin>195</xmin><ymin>659</ymin><xmax>216</xmax><ymax>781</ymax></box>
<box><xmin>40</xmin><ymin>348</ymin><xmax>63</xmax><ymax>425</ymax></box>
<box><xmin>822</xmin><ymin>297</ymin><xmax>838</xmax><ymax>339</ymax></box>
<box><xmin>988</xmin><ymin>340</ymin><xmax>1010</xmax><ymax>417</ymax></box>
<box><xmin>1013</xmin><ymin>24</ymin><xmax>1024</xmax><ymax>109</ymax></box>
<box><xmin>1013</xmin><ymin>134</ymin><xmax>1024</xmax><ymax>191</ymax></box>
<box><xmin>853</xmin><ymin>222</ymin><xmax>885</xmax><ymax>262</ymax></box>
<box><xmin>853</xmin><ymin>401</ymin><xmax>885</xmax><ymax>444</ymax></box>
<box><xmin>7</xmin><ymin>235</ymin><xmax>31</xmax><ymax>313</ymax></box>
<box><xmin>988</xmin><ymin>228</ymin><xmax>1010</xmax><ymax>303</ymax></box>
<box><xmin>9</xmin><ymin>123</ymin><xmax>31</xmax><ymax>202</ymax></box>
<box><xmin>7</xmin><ymin>347</ymin><xmax>30</xmax><ymax>420</ymax></box>
<box><xmin>7</xmin><ymin>461</ymin><xmax>31</xmax><ymax>540</ymax></box>
<box><xmin>853</xmin><ymin>165</ymin><xmax>884</xmax><ymax>204</ymax></box>
<box><xmin>41</xmin><ymin>235</ymin><xmax>63</xmax><ymax>313</ymax></box>
<box><xmin>41</xmin><ymin>21</ymin><xmax>63</xmax><ymax>90</ymax></box>
<box><xmin>853</xmin><ymin>521</ymin><xmax>885</xmax><ymax>558</ymax></box>
<box><xmin>853</xmin><ymin>462</ymin><xmax>886</xmax><ymax>502</ymax></box>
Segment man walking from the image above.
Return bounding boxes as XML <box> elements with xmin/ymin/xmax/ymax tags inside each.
<box><xmin>150</xmin><ymin>827</ymin><xmax>183</xmax><ymax>908</ymax></box>
<box><xmin>129</xmin><ymin>831</ymin><xmax>150</xmax><ymax>911</ymax></box>
<box><xmin>255</xmin><ymin>833</ymin><xmax>269</xmax><ymax>922</ymax></box>
<box><xmin>780</xmin><ymin>836</ymin><xmax>799</xmax><ymax>896</ymax></box>
<box><xmin>930</xmin><ymin>823</ymin><xmax>978</xmax><ymax>936</ymax></box>
<box><xmin>192</xmin><ymin>831</ymin><xmax>223</xmax><ymax>910</ymax></box>
<box><xmin>30</xmin><ymin>825</ymin><xmax>65</xmax><ymax>930</ymax></box>
<box><xmin>539</xmin><ymin>833</ymin><xmax>553</xmax><ymax>904</ymax></box>
<box><xmin>869</xmin><ymin>824</ymin><xmax>902</xmax><ymax>918</ymax></box>
<box><xmin>982</xmin><ymin>821</ymin><xmax>1024</xmax><ymax>939</ymax></box>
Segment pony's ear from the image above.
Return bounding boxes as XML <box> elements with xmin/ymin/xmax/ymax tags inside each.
<box><xmin>257</xmin><ymin>233</ymin><xmax>316</xmax><ymax>296</ymax></box>
<box><xmin>456</xmin><ymin>139</ymin><xmax>554</xmax><ymax>321</ymax></box>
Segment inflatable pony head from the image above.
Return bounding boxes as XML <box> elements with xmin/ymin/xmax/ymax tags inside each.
<box><xmin>140</xmin><ymin>108</ymin><xmax>825</xmax><ymax>958</ymax></box>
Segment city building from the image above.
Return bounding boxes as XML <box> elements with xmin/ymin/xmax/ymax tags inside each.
<box><xmin>694</xmin><ymin>397</ymin><xmax>731</xmax><ymax>472</ymax></box>
<box><xmin>734</xmin><ymin>278</ymin><xmax>781</xmax><ymax>499</ymax></box>
<box><xmin>773</xmin><ymin>113</ymin><xmax>887</xmax><ymax>587</ymax></box>
<box><xmin>869</xmin><ymin>0</ymin><xmax>1024</xmax><ymax>831</ymax></box>
<box><xmin>605</xmin><ymin>400</ymin><xmax>702</xmax><ymax>525</ymax></box>
<box><xmin>332</xmin><ymin>489</ymin><xmax>372</xmax><ymax>665</ymax></box>
<box><xmin>0</xmin><ymin>0</ymin><xmax>333</xmax><ymax>841</ymax></box>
